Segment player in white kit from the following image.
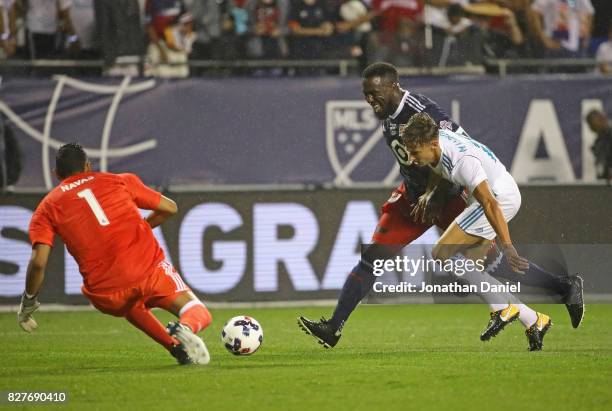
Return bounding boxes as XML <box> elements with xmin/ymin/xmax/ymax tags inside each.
<box><xmin>402</xmin><ymin>112</ymin><xmax>552</xmax><ymax>351</ymax></box>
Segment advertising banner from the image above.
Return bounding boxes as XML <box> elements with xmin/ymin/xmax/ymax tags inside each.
<box><xmin>1</xmin><ymin>76</ymin><xmax>611</xmax><ymax>189</ymax></box>
<box><xmin>1</xmin><ymin>187</ymin><xmax>611</xmax><ymax>304</ymax></box>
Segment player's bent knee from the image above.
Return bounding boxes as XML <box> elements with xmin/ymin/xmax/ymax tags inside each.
<box><xmin>433</xmin><ymin>239</ymin><xmax>469</xmax><ymax>262</ymax></box>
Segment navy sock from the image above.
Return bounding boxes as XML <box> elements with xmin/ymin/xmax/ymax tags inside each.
<box><xmin>329</xmin><ymin>261</ymin><xmax>376</xmax><ymax>331</ymax></box>
<box><xmin>488</xmin><ymin>253</ymin><xmax>570</xmax><ymax>295</ymax></box>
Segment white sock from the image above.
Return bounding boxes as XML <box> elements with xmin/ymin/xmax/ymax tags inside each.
<box><xmin>449</xmin><ymin>255</ymin><xmax>514</xmax><ymax>312</ymax></box>
<box><xmin>489</xmin><ymin>303</ymin><xmax>510</xmax><ymax>311</ymax></box>
<box><xmin>449</xmin><ymin>255</ymin><xmax>540</xmax><ymax>326</ymax></box>
<box><xmin>517</xmin><ymin>304</ymin><xmax>538</xmax><ymax>328</ymax></box>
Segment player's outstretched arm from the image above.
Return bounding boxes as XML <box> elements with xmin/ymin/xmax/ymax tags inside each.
<box><xmin>18</xmin><ymin>244</ymin><xmax>51</xmax><ymax>332</ymax></box>
<box><xmin>145</xmin><ymin>195</ymin><xmax>178</xmax><ymax>229</ymax></box>
<box><xmin>472</xmin><ymin>181</ymin><xmax>528</xmax><ymax>273</ymax></box>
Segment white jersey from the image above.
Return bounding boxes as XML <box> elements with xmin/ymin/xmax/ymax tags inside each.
<box><xmin>431</xmin><ymin>129</ymin><xmax>509</xmax><ymax>194</ymax></box>
<box><xmin>432</xmin><ymin>129</ymin><xmax>521</xmax><ymax>239</ymax></box>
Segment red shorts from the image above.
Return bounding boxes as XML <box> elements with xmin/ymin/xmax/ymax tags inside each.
<box><xmin>82</xmin><ymin>260</ymin><xmax>190</xmax><ymax>317</ymax></box>
<box><xmin>372</xmin><ymin>181</ymin><xmax>467</xmax><ymax>246</ymax></box>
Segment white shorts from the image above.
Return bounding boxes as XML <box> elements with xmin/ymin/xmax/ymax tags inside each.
<box><xmin>454</xmin><ymin>172</ymin><xmax>521</xmax><ymax>240</ymax></box>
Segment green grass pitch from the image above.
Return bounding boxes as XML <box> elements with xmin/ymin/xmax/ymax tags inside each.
<box><xmin>1</xmin><ymin>304</ymin><xmax>611</xmax><ymax>410</ymax></box>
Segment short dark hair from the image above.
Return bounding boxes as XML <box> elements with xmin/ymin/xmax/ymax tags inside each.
<box><xmin>56</xmin><ymin>143</ymin><xmax>87</xmax><ymax>179</ymax></box>
<box><xmin>586</xmin><ymin>109</ymin><xmax>604</xmax><ymax>123</ymax></box>
<box><xmin>402</xmin><ymin>113</ymin><xmax>439</xmax><ymax>146</ymax></box>
<box><xmin>362</xmin><ymin>62</ymin><xmax>399</xmax><ymax>83</ymax></box>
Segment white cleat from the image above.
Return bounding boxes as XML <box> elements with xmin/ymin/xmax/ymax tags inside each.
<box><xmin>167</xmin><ymin>322</ymin><xmax>210</xmax><ymax>365</ymax></box>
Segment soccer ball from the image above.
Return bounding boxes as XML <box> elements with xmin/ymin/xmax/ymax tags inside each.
<box><xmin>221</xmin><ymin>316</ymin><xmax>263</xmax><ymax>355</ymax></box>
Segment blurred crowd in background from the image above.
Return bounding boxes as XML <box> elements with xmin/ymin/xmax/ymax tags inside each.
<box><xmin>0</xmin><ymin>0</ymin><xmax>611</xmax><ymax>76</ymax></box>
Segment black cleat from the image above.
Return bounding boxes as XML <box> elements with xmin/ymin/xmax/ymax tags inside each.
<box><xmin>480</xmin><ymin>304</ymin><xmax>520</xmax><ymax>341</ymax></box>
<box><xmin>563</xmin><ymin>275</ymin><xmax>585</xmax><ymax>329</ymax></box>
<box><xmin>169</xmin><ymin>344</ymin><xmax>194</xmax><ymax>365</ymax></box>
<box><xmin>525</xmin><ymin>313</ymin><xmax>552</xmax><ymax>351</ymax></box>
<box><xmin>297</xmin><ymin>316</ymin><xmax>341</xmax><ymax>348</ymax></box>
<box><xmin>167</xmin><ymin>321</ymin><xmax>210</xmax><ymax>365</ymax></box>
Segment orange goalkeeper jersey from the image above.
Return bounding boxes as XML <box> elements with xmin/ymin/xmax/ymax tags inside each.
<box><xmin>29</xmin><ymin>172</ymin><xmax>166</xmax><ymax>293</ymax></box>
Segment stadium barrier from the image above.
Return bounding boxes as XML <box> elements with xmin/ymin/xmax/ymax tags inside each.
<box><xmin>0</xmin><ymin>57</ymin><xmax>600</xmax><ymax>77</ymax></box>
<box><xmin>485</xmin><ymin>58</ymin><xmax>601</xmax><ymax>77</ymax></box>
<box><xmin>1</xmin><ymin>185</ymin><xmax>611</xmax><ymax>305</ymax></box>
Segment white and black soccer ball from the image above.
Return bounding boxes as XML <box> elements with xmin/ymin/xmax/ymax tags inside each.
<box><xmin>221</xmin><ymin>316</ymin><xmax>263</xmax><ymax>356</ymax></box>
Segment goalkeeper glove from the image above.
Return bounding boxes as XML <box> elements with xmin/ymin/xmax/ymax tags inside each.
<box><xmin>17</xmin><ymin>292</ymin><xmax>40</xmax><ymax>333</ymax></box>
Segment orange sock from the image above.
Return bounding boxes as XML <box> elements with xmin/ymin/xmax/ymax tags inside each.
<box><xmin>125</xmin><ymin>305</ymin><xmax>179</xmax><ymax>350</ymax></box>
<box><xmin>179</xmin><ymin>301</ymin><xmax>212</xmax><ymax>334</ymax></box>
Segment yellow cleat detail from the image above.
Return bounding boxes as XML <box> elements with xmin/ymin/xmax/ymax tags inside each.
<box><xmin>499</xmin><ymin>304</ymin><xmax>520</xmax><ymax>322</ymax></box>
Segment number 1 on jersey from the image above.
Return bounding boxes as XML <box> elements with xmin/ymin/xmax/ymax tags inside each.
<box><xmin>77</xmin><ymin>188</ymin><xmax>110</xmax><ymax>226</ymax></box>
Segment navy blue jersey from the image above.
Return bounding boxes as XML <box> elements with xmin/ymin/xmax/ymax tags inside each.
<box><xmin>383</xmin><ymin>91</ymin><xmax>466</xmax><ymax>201</ymax></box>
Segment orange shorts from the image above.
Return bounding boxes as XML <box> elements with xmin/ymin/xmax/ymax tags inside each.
<box><xmin>82</xmin><ymin>260</ymin><xmax>191</xmax><ymax>317</ymax></box>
